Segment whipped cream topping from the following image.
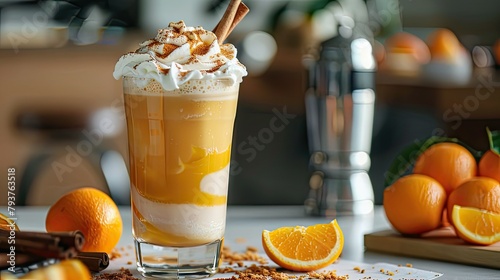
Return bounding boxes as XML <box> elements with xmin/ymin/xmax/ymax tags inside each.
<box><xmin>113</xmin><ymin>21</ymin><xmax>247</xmax><ymax>91</ymax></box>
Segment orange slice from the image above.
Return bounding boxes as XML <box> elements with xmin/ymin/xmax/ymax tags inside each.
<box><xmin>0</xmin><ymin>259</ymin><xmax>91</xmax><ymax>280</ymax></box>
<box><xmin>452</xmin><ymin>205</ymin><xmax>500</xmax><ymax>245</ymax></box>
<box><xmin>0</xmin><ymin>212</ymin><xmax>19</xmax><ymax>231</ymax></box>
<box><xmin>262</xmin><ymin>219</ymin><xmax>344</xmax><ymax>272</ymax></box>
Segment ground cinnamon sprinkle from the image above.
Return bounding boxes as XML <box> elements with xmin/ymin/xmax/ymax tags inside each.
<box><xmin>307</xmin><ymin>270</ymin><xmax>348</xmax><ymax>280</ymax></box>
<box><xmin>217</xmin><ymin>246</ymin><xmax>347</xmax><ymax>280</ymax></box>
<box><xmin>96</xmin><ymin>246</ymin><xmax>348</xmax><ymax>280</ymax></box>
<box><xmin>217</xmin><ymin>265</ymin><xmax>348</xmax><ymax>280</ymax></box>
<box><xmin>221</xmin><ymin>246</ymin><xmax>268</xmax><ymax>265</ymax></box>
<box><xmin>217</xmin><ymin>264</ymin><xmax>293</xmax><ymax>280</ymax></box>
<box><xmin>92</xmin><ymin>267</ymin><xmax>139</xmax><ymax>280</ymax></box>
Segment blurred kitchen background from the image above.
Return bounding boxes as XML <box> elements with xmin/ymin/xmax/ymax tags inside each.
<box><xmin>1</xmin><ymin>0</ymin><xmax>500</xmax><ymax>207</ymax></box>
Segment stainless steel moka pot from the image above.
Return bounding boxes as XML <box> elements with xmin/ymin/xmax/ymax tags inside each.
<box><xmin>304</xmin><ymin>29</ymin><xmax>376</xmax><ymax>216</ymax></box>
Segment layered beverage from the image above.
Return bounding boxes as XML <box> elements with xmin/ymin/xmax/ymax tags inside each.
<box><xmin>123</xmin><ymin>77</ymin><xmax>237</xmax><ymax>246</ymax></box>
<box><xmin>113</xmin><ymin>21</ymin><xmax>246</xmax><ymax>278</ymax></box>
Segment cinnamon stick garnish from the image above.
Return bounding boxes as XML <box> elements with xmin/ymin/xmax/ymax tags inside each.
<box><xmin>213</xmin><ymin>0</ymin><xmax>249</xmax><ymax>43</ymax></box>
<box><xmin>226</xmin><ymin>3</ymin><xmax>249</xmax><ymax>37</ymax></box>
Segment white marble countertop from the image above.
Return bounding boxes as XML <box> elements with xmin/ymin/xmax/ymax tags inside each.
<box><xmin>10</xmin><ymin>206</ymin><xmax>500</xmax><ymax>279</ymax></box>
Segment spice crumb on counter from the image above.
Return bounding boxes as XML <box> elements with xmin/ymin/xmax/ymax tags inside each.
<box><xmin>216</xmin><ymin>264</ymin><xmax>348</xmax><ymax>280</ymax></box>
<box><xmin>353</xmin><ymin>266</ymin><xmax>365</xmax><ymax>273</ymax></box>
<box><xmin>92</xmin><ymin>267</ymin><xmax>139</xmax><ymax>280</ymax></box>
<box><xmin>109</xmin><ymin>249</ymin><xmax>122</xmax><ymax>260</ymax></box>
<box><xmin>94</xmin><ymin>246</ymin><xmax>352</xmax><ymax>280</ymax></box>
<box><xmin>216</xmin><ymin>246</ymin><xmax>348</xmax><ymax>280</ymax></box>
<box><xmin>221</xmin><ymin>246</ymin><xmax>268</xmax><ymax>265</ymax></box>
<box><xmin>307</xmin><ymin>270</ymin><xmax>348</xmax><ymax>280</ymax></box>
<box><xmin>235</xmin><ymin>237</ymin><xmax>247</xmax><ymax>244</ymax></box>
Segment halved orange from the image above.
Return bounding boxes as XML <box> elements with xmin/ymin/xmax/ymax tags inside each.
<box><xmin>452</xmin><ymin>205</ymin><xmax>500</xmax><ymax>245</ymax></box>
<box><xmin>0</xmin><ymin>212</ymin><xmax>19</xmax><ymax>231</ymax></box>
<box><xmin>1</xmin><ymin>259</ymin><xmax>91</xmax><ymax>280</ymax></box>
<box><xmin>262</xmin><ymin>219</ymin><xmax>344</xmax><ymax>272</ymax></box>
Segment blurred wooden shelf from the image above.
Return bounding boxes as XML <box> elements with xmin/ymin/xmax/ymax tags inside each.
<box><xmin>376</xmin><ymin>68</ymin><xmax>500</xmax><ymax>120</ymax></box>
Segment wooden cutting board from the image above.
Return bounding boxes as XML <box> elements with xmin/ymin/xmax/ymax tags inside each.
<box><xmin>364</xmin><ymin>228</ymin><xmax>500</xmax><ymax>269</ymax></box>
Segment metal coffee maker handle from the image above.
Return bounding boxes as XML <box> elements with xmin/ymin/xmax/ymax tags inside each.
<box><xmin>305</xmin><ymin>36</ymin><xmax>376</xmax><ymax>216</ymax></box>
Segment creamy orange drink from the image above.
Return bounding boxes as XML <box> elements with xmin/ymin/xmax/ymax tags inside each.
<box><xmin>113</xmin><ymin>20</ymin><xmax>246</xmax><ymax>278</ymax></box>
<box><xmin>123</xmin><ymin>78</ymin><xmax>237</xmax><ymax>246</ymax></box>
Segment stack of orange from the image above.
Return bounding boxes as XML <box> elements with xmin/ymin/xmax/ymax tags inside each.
<box><xmin>384</xmin><ymin>140</ymin><xmax>500</xmax><ymax>245</ymax></box>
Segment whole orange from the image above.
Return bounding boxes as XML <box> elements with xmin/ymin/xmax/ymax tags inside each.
<box><xmin>447</xmin><ymin>177</ymin><xmax>500</xmax><ymax>225</ymax></box>
<box><xmin>478</xmin><ymin>150</ymin><xmax>500</xmax><ymax>182</ymax></box>
<box><xmin>427</xmin><ymin>28</ymin><xmax>461</xmax><ymax>61</ymax></box>
<box><xmin>46</xmin><ymin>187</ymin><xmax>123</xmax><ymax>254</ymax></box>
<box><xmin>413</xmin><ymin>142</ymin><xmax>477</xmax><ymax>195</ymax></box>
<box><xmin>383</xmin><ymin>174</ymin><xmax>447</xmax><ymax>235</ymax></box>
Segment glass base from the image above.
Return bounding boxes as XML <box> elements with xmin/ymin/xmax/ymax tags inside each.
<box><xmin>134</xmin><ymin>239</ymin><xmax>223</xmax><ymax>279</ymax></box>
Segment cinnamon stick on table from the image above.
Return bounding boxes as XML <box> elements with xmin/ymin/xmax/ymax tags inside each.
<box><xmin>213</xmin><ymin>0</ymin><xmax>249</xmax><ymax>43</ymax></box>
<box><xmin>0</xmin><ymin>229</ymin><xmax>84</xmax><ymax>250</ymax></box>
<box><xmin>0</xmin><ymin>229</ymin><xmax>109</xmax><ymax>272</ymax></box>
<box><xmin>0</xmin><ymin>229</ymin><xmax>83</xmax><ymax>259</ymax></box>
<box><xmin>0</xmin><ymin>252</ymin><xmax>110</xmax><ymax>273</ymax></box>
<box><xmin>0</xmin><ymin>253</ymin><xmax>45</xmax><ymax>270</ymax></box>
<box><xmin>76</xmin><ymin>252</ymin><xmax>110</xmax><ymax>272</ymax></box>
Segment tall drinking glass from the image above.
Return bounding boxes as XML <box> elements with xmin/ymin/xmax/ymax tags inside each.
<box><xmin>122</xmin><ymin>76</ymin><xmax>239</xmax><ymax>278</ymax></box>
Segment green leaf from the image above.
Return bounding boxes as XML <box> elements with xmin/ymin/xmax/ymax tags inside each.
<box><xmin>383</xmin><ymin>136</ymin><xmax>482</xmax><ymax>188</ymax></box>
<box><xmin>486</xmin><ymin>127</ymin><xmax>500</xmax><ymax>155</ymax></box>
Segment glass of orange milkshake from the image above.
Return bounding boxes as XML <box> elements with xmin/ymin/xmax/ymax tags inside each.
<box><xmin>113</xmin><ymin>21</ymin><xmax>246</xmax><ymax>278</ymax></box>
